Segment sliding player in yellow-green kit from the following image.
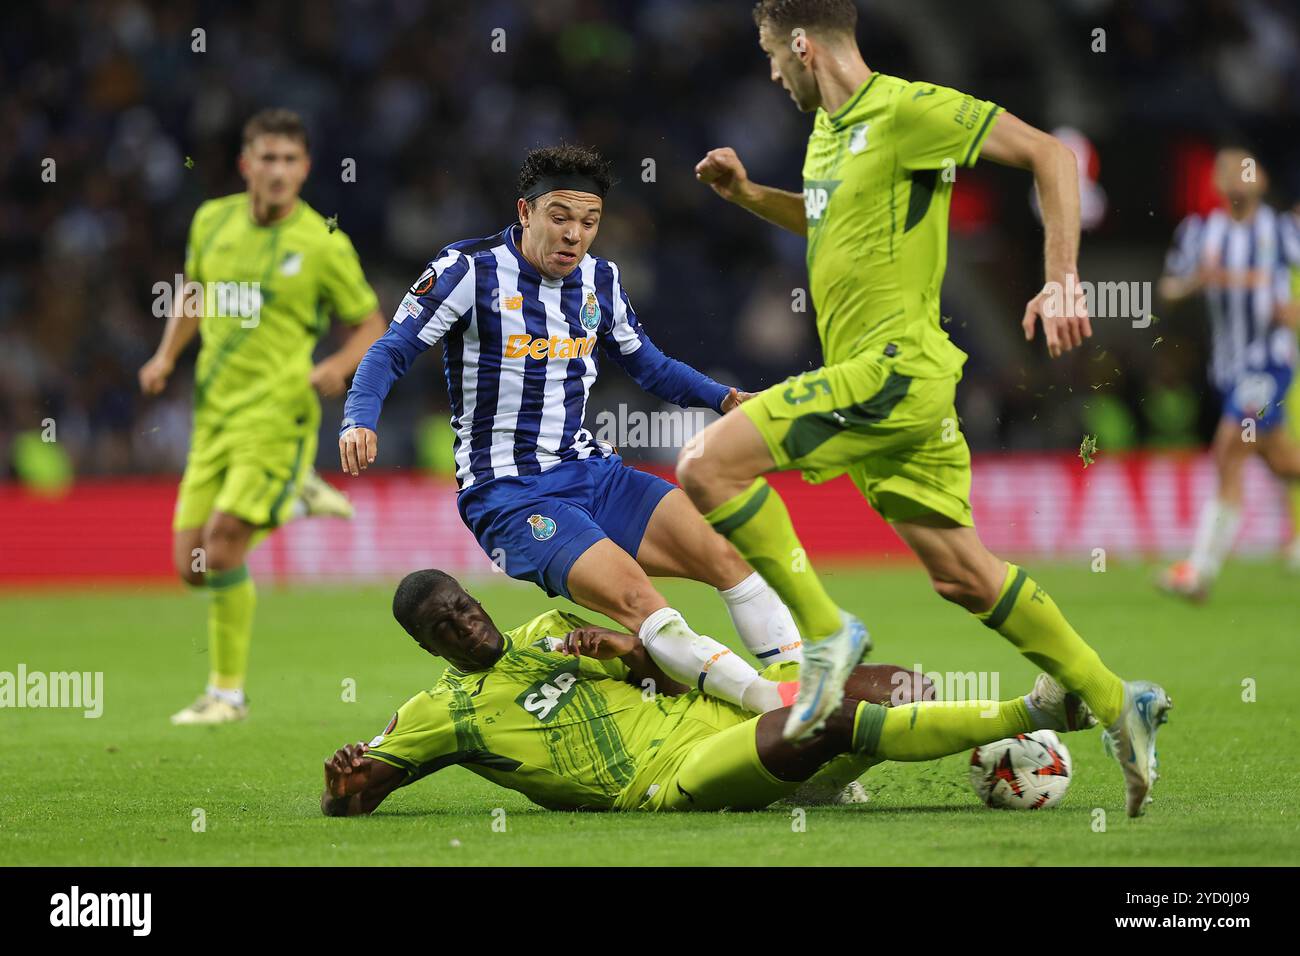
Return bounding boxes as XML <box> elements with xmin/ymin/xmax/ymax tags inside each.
<box><xmin>139</xmin><ymin>109</ymin><xmax>386</xmax><ymax>725</ymax></box>
<box><xmin>677</xmin><ymin>0</ymin><xmax>1168</xmax><ymax>817</ymax></box>
<box><xmin>320</xmin><ymin>570</ymin><xmax>1094</xmax><ymax>815</ymax></box>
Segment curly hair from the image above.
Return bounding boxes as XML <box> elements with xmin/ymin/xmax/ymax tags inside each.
<box><xmin>516</xmin><ymin>143</ymin><xmax>614</xmax><ymax>202</ymax></box>
<box><xmin>751</xmin><ymin>0</ymin><xmax>858</xmax><ymax>36</ymax></box>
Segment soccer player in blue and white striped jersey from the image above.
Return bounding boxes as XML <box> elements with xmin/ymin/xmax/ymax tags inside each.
<box><xmin>338</xmin><ymin>145</ymin><xmax>809</xmax><ymax>722</ymax></box>
<box><xmin>1157</xmin><ymin>147</ymin><xmax>1300</xmax><ymax>600</ymax></box>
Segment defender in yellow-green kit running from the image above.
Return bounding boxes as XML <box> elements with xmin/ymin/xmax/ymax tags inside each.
<box><xmin>138</xmin><ymin>109</ymin><xmax>386</xmax><ymax>725</ymax></box>
<box><xmin>678</xmin><ymin>0</ymin><xmax>1169</xmax><ymax>818</ymax></box>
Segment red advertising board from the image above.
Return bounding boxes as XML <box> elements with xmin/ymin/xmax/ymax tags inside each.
<box><xmin>0</xmin><ymin>452</ymin><xmax>1292</xmax><ymax>586</ymax></box>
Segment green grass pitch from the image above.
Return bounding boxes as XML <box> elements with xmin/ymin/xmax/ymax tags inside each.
<box><xmin>2</xmin><ymin>560</ymin><xmax>1297</xmax><ymax>866</ymax></box>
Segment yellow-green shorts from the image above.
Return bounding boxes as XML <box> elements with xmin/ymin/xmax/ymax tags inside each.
<box><xmin>173</xmin><ymin>417</ymin><xmax>317</xmax><ymax>531</ymax></box>
<box><xmin>617</xmin><ymin>661</ymin><xmax>875</xmax><ymax>812</ymax></box>
<box><xmin>741</xmin><ymin>355</ymin><xmax>973</xmax><ymax>526</ymax></box>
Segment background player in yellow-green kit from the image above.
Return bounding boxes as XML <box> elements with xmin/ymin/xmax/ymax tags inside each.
<box><xmin>676</xmin><ymin>0</ymin><xmax>1169</xmax><ymax>818</ymax></box>
<box><xmin>138</xmin><ymin>109</ymin><xmax>386</xmax><ymax>725</ymax></box>
<box><xmin>320</xmin><ymin>570</ymin><xmax>1093</xmax><ymax>815</ymax></box>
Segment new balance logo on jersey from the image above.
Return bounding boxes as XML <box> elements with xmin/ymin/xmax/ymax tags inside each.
<box><xmin>505</xmin><ymin>333</ymin><xmax>596</xmax><ymax>360</ymax></box>
<box><xmin>803</xmin><ymin>180</ymin><xmax>840</xmax><ymax>224</ymax></box>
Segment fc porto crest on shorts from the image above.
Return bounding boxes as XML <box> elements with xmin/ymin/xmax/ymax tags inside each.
<box><xmin>579</xmin><ymin>291</ymin><xmax>601</xmax><ymax>331</ymax></box>
<box><xmin>527</xmin><ymin>514</ymin><xmax>557</xmax><ymax>540</ymax></box>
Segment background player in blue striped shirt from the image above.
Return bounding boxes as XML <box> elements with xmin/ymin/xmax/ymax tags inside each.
<box><xmin>1157</xmin><ymin>146</ymin><xmax>1300</xmax><ymax>601</ymax></box>
<box><xmin>339</xmin><ymin>145</ymin><xmax>812</xmax><ymax>725</ymax></box>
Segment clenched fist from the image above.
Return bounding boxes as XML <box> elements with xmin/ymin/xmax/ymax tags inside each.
<box><xmin>695</xmin><ymin>147</ymin><xmax>755</xmax><ymax>205</ymax></box>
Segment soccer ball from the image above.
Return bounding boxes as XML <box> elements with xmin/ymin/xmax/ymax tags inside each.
<box><xmin>969</xmin><ymin>730</ymin><xmax>1072</xmax><ymax>809</ymax></box>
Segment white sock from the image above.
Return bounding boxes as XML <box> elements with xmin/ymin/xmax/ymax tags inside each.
<box><xmin>718</xmin><ymin>572</ymin><xmax>802</xmax><ymax>664</ymax></box>
<box><xmin>740</xmin><ymin>678</ymin><xmax>786</xmax><ymax>713</ymax></box>
<box><xmin>1023</xmin><ymin>694</ymin><xmax>1052</xmax><ymax>730</ymax></box>
<box><xmin>206</xmin><ymin>684</ymin><xmax>245</xmax><ymax>707</ymax></box>
<box><xmin>638</xmin><ymin>607</ymin><xmax>762</xmax><ymax>710</ymax></box>
<box><xmin>1188</xmin><ymin>499</ymin><xmax>1241</xmax><ymax>581</ymax></box>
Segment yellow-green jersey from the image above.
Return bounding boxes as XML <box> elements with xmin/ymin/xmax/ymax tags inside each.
<box><xmin>364</xmin><ymin>610</ymin><xmax>749</xmax><ymax>811</ymax></box>
<box><xmin>183</xmin><ymin>193</ymin><xmax>378</xmax><ymax>431</ymax></box>
<box><xmin>802</xmin><ymin>73</ymin><xmax>1002</xmax><ymax>374</ymax></box>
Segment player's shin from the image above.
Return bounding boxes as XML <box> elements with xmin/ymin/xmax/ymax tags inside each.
<box><xmin>849</xmin><ymin>697</ymin><xmax>1033</xmax><ymax>762</ymax></box>
<box><xmin>718</xmin><ymin>571</ymin><xmax>802</xmax><ymax>663</ymax></box>
<box><xmin>1187</xmin><ymin>498</ymin><xmax>1241</xmax><ymax>582</ymax></box>
<box><xmin>977</xmin><ymin>564</ymin><xmax>1124</xmax><ymax>726</ymax></box>
<box><xmin>704</xmin><ymin>478</ymin><xmax>842</xmax><ymax>642</ymax></box>
<box><xmin>207</xmin><ymin>564</ymin><xmax>255</xmax><ymax>704</ymax></box>
<box><xmin>637</xmin><ymin>607</ymin><xmax>792</xmax><ymax>712</ymax></box>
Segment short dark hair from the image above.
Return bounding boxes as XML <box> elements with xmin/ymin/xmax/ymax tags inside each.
<box><xmin>752</xmin><ymin>0</ymin><xmax>858</xmax><ymax>36</ymax></box>
<box><xmin>242</xmin><ymin>108</ymin><xmax>310</xmax><ymax>150</ymax></box>
<box><xmin>517</xmin><ymin>143</ymin><xmax>614</xmax><ymax>204</ymax></box>
<box><xmin>392</xmin><ymin>569</ymin><xmax>463</xmax><ymax>641</ymax></box>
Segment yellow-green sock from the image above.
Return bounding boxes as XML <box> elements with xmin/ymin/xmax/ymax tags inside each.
<box><xmin>207</xmin><ymin>565</ymin><xmax>255</xmax><ymax>691</ymax></box>
<box><xmin>851</xmin><ymin>698</ymin><xmax>1032</xmax><ymax>761</ymax></box>
<box><xmin>704</xmin><ymin>478</ymin><xmax>841</xmax><ymax>641</ymax></box>
<box><xmin>979</xmin><ymin>564</ymin><xmax>1124</xmax><ymax>725</ymax></box>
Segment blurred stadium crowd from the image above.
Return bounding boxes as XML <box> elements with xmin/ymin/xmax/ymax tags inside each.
<box><xmin>3</xmin><ymin>0</ymin><xmax>1300</xmax><ymax>481</ymax></box>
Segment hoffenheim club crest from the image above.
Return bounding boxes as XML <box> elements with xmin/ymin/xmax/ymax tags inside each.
<box><xmin>579</xmin><ymin>291</ymin><xmax>601</xmax><ymax>331</ymax></box>
<box><xmin>527</xmin><ymin>514</ymin><xmax>557</xmax><ymax>541</ymax></box>
<box><xmin>848</xmin><ymin>123</ymin><xmax>869</xmax><ymax>154</ymax></box>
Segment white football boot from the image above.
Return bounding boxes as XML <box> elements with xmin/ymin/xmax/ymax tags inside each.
<box><xmin>170</xmin><ymin>692</ymin><xmax>249</xmax><ymax>726</ymax></box>
<box><xmin>297</xmin><ymin>469</ymin><xmax>354</xmax><ymax>519</ymax></box>
<box><xmin>1026</xmin><ymin>673</ymin><xmax>1097</xmax><ymax>733</ymax></box>
<box><xmin>1103</xmin><ymin>680</ymin><xmax>1172</xmax><ymax>817</ymax></box>
<box><xmin>782</xmin><ymin>610</ymin><xmax>871</xmax><ymax>741</ymax></box>
<box><xmin>833</xmin><ymin>780</ymin><xmax>871</xmax><ymax>805</ymax></box>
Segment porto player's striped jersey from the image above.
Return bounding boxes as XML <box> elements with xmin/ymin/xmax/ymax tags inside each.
<box><xmin>343</xmin><ymin>224</ymin><xmax>727</xmax><ymax>489</ymax></box>
<box><xmin>1165</xmin><ymin>204</ymin><xmax>1300</xmax><ymax>391</ymax></box>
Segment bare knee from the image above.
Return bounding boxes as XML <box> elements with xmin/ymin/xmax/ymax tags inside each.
<box><xmin>175</xmin><ymin>559</ymin><xmax>205</xmax><ymax>587</ymax></box>
<box><xmin>202</xmin><ymin>515</ymin><xmax>252</xmax><ymax>573</ymax></box>
<box><xmin>674</xmin><ymin>448</ymin><xmax>718</xmax><ymax>504</ymax></box>
<box><xmin>174</xmin><ymin>533</ymin><xmax>205</xmax><ymax>586</ymax></box>
<box><xmin>611</xmin><ymin>577</ymin><xmax>668</xmax><ymax>628</ymax></box>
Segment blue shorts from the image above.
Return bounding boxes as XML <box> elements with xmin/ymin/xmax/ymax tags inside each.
<box><xmin>1220</xmin><ymin>363</ymin><xmax>1294</xmax><ymax>432</ymax></box>
<box><xmin>457</xmin><ymin>455</ymin><xmax>675</xmax><ymax>599</ymax></box>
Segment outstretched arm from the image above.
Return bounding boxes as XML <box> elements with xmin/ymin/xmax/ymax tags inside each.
<box><xmin>321</xmin><ymin>742</ymin><xmax>406</xmax><ymax>816</ymax></box>
<box><xmin>339</xmin><ymin>249</ymin><xmax>475</xmax><ymax>474</ymax></box>
<box><xmin>600</xmin><ymin>269</ymin><xmax>747</xmax><ymax>413</ymax></box>
<box><xmin>560</xmin><ymin>627</ymin><xmax>690</xmax><ymax>697</ymax></box>
<box><xmin>980</xmin><ymin>113</ymin><xmax>1090</xmax><ymax>359</ymax></box>
<box><xmin>696</xmin><ymin>147</ymin><xmax>806</xmax><ymax>237</ymax></box>
<box><xmin>610</xmin><ymin>334</ymin><xmax>746</xmax><ymax>414</ymax></box>
<box><xmin>339</xmin><ymin>326</ymin><xmax>423</xmax><ymax>475</ymax></box>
